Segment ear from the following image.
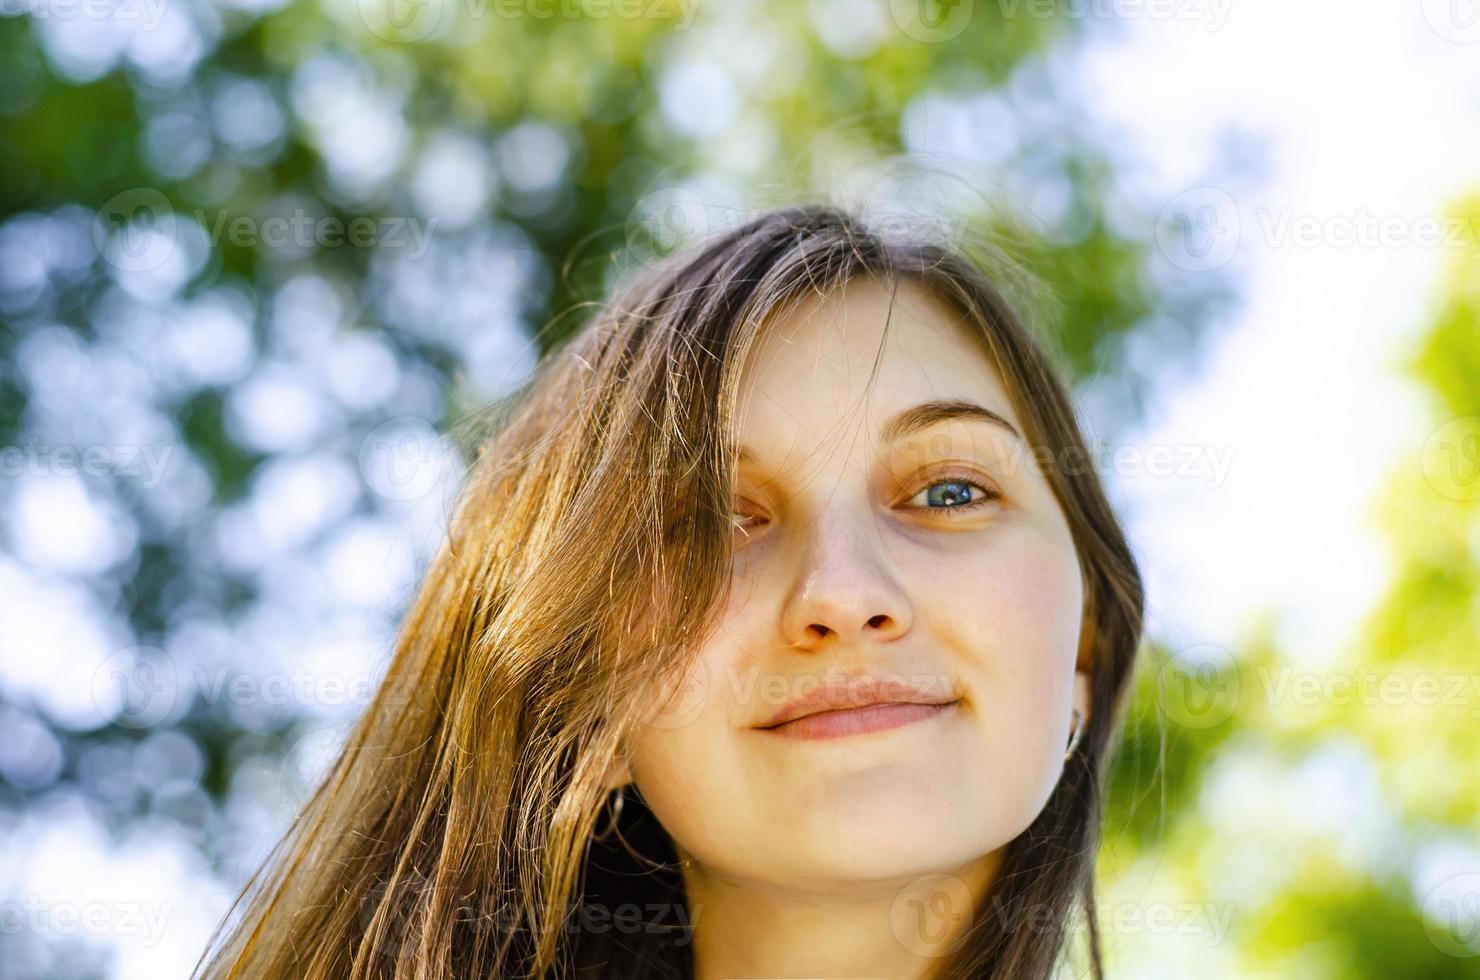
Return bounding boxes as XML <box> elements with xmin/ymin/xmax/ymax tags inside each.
<box><xmin>1072</xmin><ymin>666</ymin><xmax>1091</xmax><ymax>733</ymax></box>
<box><xmin>1074</xmin><ymin>611</ymin><xmax>1095</xmax><ymax>728</ymax></box>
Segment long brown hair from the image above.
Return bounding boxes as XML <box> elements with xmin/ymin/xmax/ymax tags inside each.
<box><xmin>192</xmin><ymin>203</ymin><xmax>1145</xmax><ymax>980</ymax></box>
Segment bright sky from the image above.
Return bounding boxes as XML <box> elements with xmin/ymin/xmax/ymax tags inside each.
<box><xmin>1080</xmin><ymin>0</ymin><xmax>1480</xmax><ymax>665</ymax></box>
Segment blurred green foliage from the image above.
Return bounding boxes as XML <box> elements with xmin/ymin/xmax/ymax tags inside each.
<box><xmin>1092</xmin><ymin>196</ymin><xmax>1480</xmax><ymax>977</ymax></box>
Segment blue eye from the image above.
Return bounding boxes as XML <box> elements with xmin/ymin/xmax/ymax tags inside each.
<box><xmin>910</xmin><ymin>474</ymin><xmax>1001</xmax><ymax>516</ymax></box>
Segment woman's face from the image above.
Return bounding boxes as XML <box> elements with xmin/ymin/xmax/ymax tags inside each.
<box><xmin>620</xmin><ymin>277</ymin><xmax>1090</xmax><ymax>891</ymax></box>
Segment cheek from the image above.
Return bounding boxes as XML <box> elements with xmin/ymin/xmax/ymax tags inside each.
<box><xmin>621</xmin><ymin>634</ymin><xmax>754</xmax><ymax>866</ymax></box>
<box><xmin>917</xmin><ymin>528</ymin><xmax>1084</xmax><ymax>781</ymax></box>
<box><xmin>933</xmin><ymin>526</ymin><xmax>1083</xmax><ymax>677</ymax></box>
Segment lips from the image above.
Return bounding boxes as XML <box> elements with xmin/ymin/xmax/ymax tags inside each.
<box><xmin>761</xmin><ymin>700</ymin><xmax>960</xmax><ymax>740</ymax></box>
<box><xmin>753</xmin><ymin>675</ymin><xmax>960</xmax><ymax>730</ymax></box>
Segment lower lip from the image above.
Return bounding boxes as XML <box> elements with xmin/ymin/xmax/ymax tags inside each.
<box><xmin>759</xmin><ymin>701</ymin><xmax>960</xmax><ymax>741</ymax></box>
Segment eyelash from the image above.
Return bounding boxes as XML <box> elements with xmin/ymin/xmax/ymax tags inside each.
<box><xmin>732</xmin><ymin>470</ymin><xmax>1001</xmax><ymax>531</ymax></box>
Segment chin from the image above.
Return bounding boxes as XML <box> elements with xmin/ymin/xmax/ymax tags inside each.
<box><xmin>775</xmin><ymin>825</ymin><xmax>993</xmax><ymax>888</ymax></box>
<box><xmin>770</xmin><ymin>788</ymin><xmax>994</xmax><ymax>883</ymax></box>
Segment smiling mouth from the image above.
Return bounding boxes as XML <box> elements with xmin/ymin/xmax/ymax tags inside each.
<box><xmin>758</xmin><ymin>699</ymin><xmax>962</xmax><ymax>741</ymax></box>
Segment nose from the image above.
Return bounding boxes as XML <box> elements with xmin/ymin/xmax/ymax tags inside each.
<box><xmin>780</xmin><ymin>505</ymin><xmax>912</xmax><ymax>652</ymax></box>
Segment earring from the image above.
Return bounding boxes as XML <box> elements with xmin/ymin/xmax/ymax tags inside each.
<box><xmin>1064</xmin><ymin>708</ymin><xmax>1085</xmax><ymax>761</ymax></box>
<box><xmin>592</xmin><ymin>785</ymin><xmax>626</xmax><ymax>842</ymax></box>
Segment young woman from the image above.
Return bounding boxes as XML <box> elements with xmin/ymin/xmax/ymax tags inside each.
<box><xmin>193</xmin><ymin>204</ymin><xmax>1145</xmax><ymax>979</ymax></box>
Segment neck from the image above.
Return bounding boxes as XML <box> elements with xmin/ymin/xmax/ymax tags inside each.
<box><xmin>679</xmin><ymin>851</ymin><xmax>1000</xmax><ymax>980</ymax></box>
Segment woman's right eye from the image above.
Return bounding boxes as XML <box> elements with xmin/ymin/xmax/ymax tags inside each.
<box><xmin>731</xmin><ymin>504</ymin><xmax>766</xmax><ymax>536</ymax></box>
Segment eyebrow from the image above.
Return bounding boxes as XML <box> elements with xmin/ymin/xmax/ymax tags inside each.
<box><xmin>737</xmin><ymin>397</ymin><xmax>1022</xmax><ymax>464</ymax></box>
<box><xmin>879</xmin><ymin>397</ymin><xmax>1022</xmax><ymax>445</ymax></box>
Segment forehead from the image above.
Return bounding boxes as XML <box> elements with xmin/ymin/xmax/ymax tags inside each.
<box><xmin>734</xmin><ymin>277</ymin><xmax>1021</xmax><ymax>446</ymax></box>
